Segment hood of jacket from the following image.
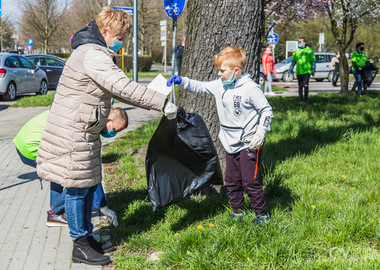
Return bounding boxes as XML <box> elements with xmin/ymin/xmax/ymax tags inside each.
<box><xmin>234</xmin><ymin>73</ymin><xmax>253</xmax><ymax>88</ymax></box>
<box><xmin>71</xmin><ymin>21</ymin><xmax>107</xmax><ymax>50</ymax></box>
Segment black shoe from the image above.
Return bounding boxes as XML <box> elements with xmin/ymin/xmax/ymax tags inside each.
<box><xmin>72</xmin><ymin>236</ymin><xmax>111</xmax><ymax>265</ymax></box>
<box><xmin>88</xmin><ymin>235</ymin><xmax>114</xmax><ymax>254</ymax></box>
<box><xmin>46</xmin><ymin>211</ymin><xmax>68</xmax><ymax>227</ymax></box>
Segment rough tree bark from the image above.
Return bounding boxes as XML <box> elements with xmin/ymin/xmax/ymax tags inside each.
<box><xmin>177</xmin><ymin>0</ymin><xmax>264</xmax><ymax>179</ymax></box>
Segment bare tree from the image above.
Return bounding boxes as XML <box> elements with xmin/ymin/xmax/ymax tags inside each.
<box><xmin>0</xmin><ymin>17</ymin><xmax>16</xmax><ymax>51</ymax></box>
<box><xmin>19</xmin><ymin>0</ymin><xmax>67</xmax><ymax>53</ymax></box>
<box><xmin>177</xmin><ymin>0</ymin><xmax>264</xmax><ymax>174</ymax></box>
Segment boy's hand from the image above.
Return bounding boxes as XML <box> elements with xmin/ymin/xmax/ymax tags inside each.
<box><xmin>100</xmin><ymin>206</ymin><xmax>118</xmax><ymax>226</ymax></box>
<box><xmin>167</xmin><ymin>75</ymin><xmax>182</xmax><ymax>87</ymax></box>
<box><xmin>163</xmin><ymin>100</ymin><xmax>177</xmax><ymax>120</ymax></box>
<box><xmin>248</xmin><ymin>133</ymin><xmax>265</xmax><ymax>150</ymax></box>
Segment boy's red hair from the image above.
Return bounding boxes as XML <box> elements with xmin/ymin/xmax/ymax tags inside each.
<box><xmin>213</xmin><ymin>46</ymin><xmax>246</xmax><ymax>71</ymax></box>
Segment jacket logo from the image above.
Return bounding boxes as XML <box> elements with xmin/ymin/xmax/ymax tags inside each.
<box><xmin>233</xmin><ymin>95</ymin><xmax>242</xmax><ymax>117</ymax></box>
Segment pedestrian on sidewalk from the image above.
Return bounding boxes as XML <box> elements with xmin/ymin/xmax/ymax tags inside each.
<box><xmin>288</xmin><ymin>37</ymin><xmax>316</xmax><ymax>105</ymax></box>
<box><xmin>13</xmin><ymin>108</ymin><xmax>126</xmax><ymax>227</ymax></box>
<box><xmin>175</xmin><ymin>37</ymin><xmax>185</xmax><ymax>76</ymax></box>
<box><xmin>351</xmin><ymin>42</ymin><xmax>367</xmax><ymax>97</ymax></box>
<box><xmin>262</xmin><ymin>46</ymin><xmax>277</xmax><ymax>96</ymax></box>
<box><xmin>36</xmin><ymin>7</ymin><xmax>177</xmax><ymax>266</ymax></box>
<box><xmin>331</xmin><ymin>52</ymin><xmax>340</xmax><ymax>87</ymax></box>
<box><xmin>167</xmin><ymin>46</ymin><xmax>273</xmax><ymax>224</ymax></box>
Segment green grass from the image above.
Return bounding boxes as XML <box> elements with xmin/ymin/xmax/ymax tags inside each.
<box><xmin>124</xmin><ymin>70</ymin><xmax>172</xmax><ymax>79</ymax></box>
<box><xmin>262</xmin><ymin>85</ymin><xmax>288</xmax><ymax>92</ymax></box>
<box><xmin>103</xmin><ymin>92</ymin><xmax>380</xmax><ymax>269</ymax></box>
<box><xmin>9</xmin><ymin>93</ymin><xmax>55</xmax><ymax>108</ymax></box>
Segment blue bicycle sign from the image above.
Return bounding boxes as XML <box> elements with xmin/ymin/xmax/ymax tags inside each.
<box><xmin>163</xmin><ymin>0</ymin><xmax>187</xmax><ymax>19</ymax></box>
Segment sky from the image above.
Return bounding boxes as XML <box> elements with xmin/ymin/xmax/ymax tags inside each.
<box><xmin>1</xmin><ymin>0</ymin><xmax>22</xmax><ymax>27</ymax></box>
<box><xmin>1</xmin><ymin>0</ymin><xmax>72</xmax><ymax>31</ymax></box>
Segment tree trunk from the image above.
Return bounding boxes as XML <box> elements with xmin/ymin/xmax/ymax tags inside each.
<box><xmin>177</xmin><ymin>0</ymin><xmax>264</xmax><ymax>178</ymax></box>
<box><xmin>339</xmin><ymin>48</ymin><xmax>349</xmax><ymax>94</ymax></box>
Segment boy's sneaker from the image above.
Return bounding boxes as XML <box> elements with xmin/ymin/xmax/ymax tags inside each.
<box><xmin>252</xmin><ymin>213</ymin><xmax>270</xmax><ymax>225</ymax></box>
<box><xmin>229</xmin><ymin>210</ymin><xmax>246</xmax><ymax>221</ymax></box>
<box><xmin>46</xmin><ymin>210</ymin><xmax>68</xmax><ymax>227</ymax></box>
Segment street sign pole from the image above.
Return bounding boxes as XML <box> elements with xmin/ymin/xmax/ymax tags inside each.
<box><xmin>163</xmin><ymin>0</ymin><xmax>187</xmax><ymax>102</ymax></box>
<box><xmin>160</xmin><ymin>20</ymin><xmax>167</xmax><ymax>74</ymax></box>
<box><xmin>171</xmin><ymin>18</ymin><xmax>177</xmax><ymax>77</ymax></box>
<box><xmin>133</xmin><ymin>0</ymin><xmax>138</xmax><ymax>82</ymax></box>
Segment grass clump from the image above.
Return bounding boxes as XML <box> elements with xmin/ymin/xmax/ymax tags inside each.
<box><xmin>9</xmin><ymin>93</ymin><xmax>55</xmax><ymax>108</ymax></box>
<box><xmin>103</xmin><ymin>92</ymin><xmax>380</xmax><ymax>269</ymax></box>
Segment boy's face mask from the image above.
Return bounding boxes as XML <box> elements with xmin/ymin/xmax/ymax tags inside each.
<box><xmin>100</xmin><ymin>121</ymin><xmax>117</xmax><ymax>138</ymax></box>
<box><xmin>222</xmin><ymin>76</ymin><xmax>236</xmax><ymax>86</ymax></box>
<box><xmin>298</xmin><ymin>43</ymin><xmax>303</xmax><ymax>48</ymax></box>
<box><xmin>101</xmin><ymin>129</ymin><xmax>117</xmax><ymax>138</ymax></box>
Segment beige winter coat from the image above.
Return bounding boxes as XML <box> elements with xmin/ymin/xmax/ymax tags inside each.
<box><xmin>36</xmin><ymin>44</ymin><xmax>167</xmax><ymax>188</ymax></box>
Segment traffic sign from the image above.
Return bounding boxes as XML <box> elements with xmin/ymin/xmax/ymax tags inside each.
<box><xmin>163</xmin><ymin>0</ymin><xmax>187</xmax><ymax>19</ymax></box>
<box><xmin>113</xmin><ymin>6</ymin><xmax>133</xmax><ymax>15</ymax></box>
<box><xmin>28</xmin><ymin>39</ymin><xmax>34</xmax><ymax>46</ymax></box>
<box><xmin>268</xmin><ymin>33</ymin><xmax>279</xmax><ymax>45</ymax></box>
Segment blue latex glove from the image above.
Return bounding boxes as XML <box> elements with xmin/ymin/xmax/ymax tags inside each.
<box><xmin>167</xmin><ymin>75</ymin><xmax>182</xmax><ymax>87</ymax></box>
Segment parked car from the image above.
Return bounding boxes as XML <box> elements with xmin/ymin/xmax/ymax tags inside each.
<box><xmin>0</xmin><ymin>53</ymin><xmax>48</xmax><ymax>101</ymax></box>
<box><xmin>25</xmin><ymin>54</ymin><xmax>65</xmax><ymax>90</ymax></box>
<box><xmin>271</xmin><ymin>52</ymin><xmax>336</xmax><ymax>82</ymax></box>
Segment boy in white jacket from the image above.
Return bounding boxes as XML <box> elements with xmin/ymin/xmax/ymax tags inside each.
<box><xmin>167</xmin><ymin>46</ymin><xmax>273</xmax><ymax>223</ymax></box>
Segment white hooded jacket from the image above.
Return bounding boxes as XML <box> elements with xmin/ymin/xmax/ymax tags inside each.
<box><xmin>181</xmin><ymin>73</ymin><xmax>273</xmax><ymax>154</ymax></box>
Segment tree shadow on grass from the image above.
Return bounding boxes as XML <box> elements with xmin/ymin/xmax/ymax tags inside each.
<box><xmin>262</xmin><ymin>93</ymin><xmax>380</xmax><ymax>211</ymax></box>
<box><xmin>107</xmin><ymin>187</ymin><xmax>230</xmax><ymax>241</ymax></box>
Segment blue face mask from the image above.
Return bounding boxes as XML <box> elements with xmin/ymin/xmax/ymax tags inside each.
<box><xmin>108</xmin><ymin>40</ymin><xmax>123</xmax><ymax>53</ymax></box>
<box><xmin>100</xmin><ymin>128</ymin><xmax>117</xmax><ymax>138</ymax></box>
<box><xmin>222</xmin><ymin>76</ymin><xmax>236</xmax><ymax>86</ymax></box>
<box><xmin>298</xmin><ymin>43</ymin><xmax>303</xmax><ymax>48</ymax></box>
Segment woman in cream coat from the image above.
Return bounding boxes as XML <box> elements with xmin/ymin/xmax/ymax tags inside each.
<box><xmin>36</xmin><ymin>7</ymin><xmax>176</xmax><ymax>266</ymax></box>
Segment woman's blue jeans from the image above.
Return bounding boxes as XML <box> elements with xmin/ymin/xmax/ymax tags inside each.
<box><xmin>51</xmin><ymin>183</ymin><xmax>106</xmax><ymax>214</ymax></box>
<box><xmin>65</xmin><ymin>185</ymin><xmax>97</xmax><ymax>240</ymax></box>
<box><xmin>352</xmin><ymin>69</ymin><xmax>363</xmax><ymax>95</ymax></box>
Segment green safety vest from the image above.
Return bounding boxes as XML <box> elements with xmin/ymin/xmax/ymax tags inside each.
<box><xmin>13</xmin><ymin>110</ymin><xmax>49</xmax><ymax>160</ymax></box>
<box><xmin>351</xmin><ymin>51</ymin><xmax>367</xmax><ymax>70</ymax></box>
<box><xmin>293</xmin><ymin>46</ymin><xmax>316</xmax><ymax>75</ymax></box>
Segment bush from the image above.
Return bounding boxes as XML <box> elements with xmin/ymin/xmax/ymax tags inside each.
<box><xmin>115</xmin><ymin>54</ymin><xmax>153</xmax><ymax>72</ymax></box>
<box><xmin>50</xmin><ymin>53</ymin><xmax>71</xmax><ymax>59</ymax></box>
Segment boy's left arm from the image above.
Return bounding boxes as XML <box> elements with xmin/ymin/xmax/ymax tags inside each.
<box><xmin>248</xmin><ymin>85</ymin><xmax>274</xmax><ymax>150</ymax></box>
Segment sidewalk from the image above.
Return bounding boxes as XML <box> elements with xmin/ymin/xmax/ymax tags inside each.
<box><xmin>0</xmin><ymin>78</ymin><xmax>161</xmax><ymax>270</ymax></box>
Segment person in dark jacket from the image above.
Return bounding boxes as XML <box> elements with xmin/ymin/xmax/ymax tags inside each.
<box><xmin>175</xmin><ymin>37</ymin><xmax>185</xmax><ymax>75</ymax></box>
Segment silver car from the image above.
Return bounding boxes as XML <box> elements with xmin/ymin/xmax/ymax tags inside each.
<box><xmin>0</xmin><ymin>53</ymin><xmax>48</xmax><ymax>101</ymax></box>
<box><xmin>270</xmin><ymin>52</ymin><xmax>336</xmax><ymax>82</ymax></box>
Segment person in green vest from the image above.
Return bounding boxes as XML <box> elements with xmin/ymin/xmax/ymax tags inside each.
<box><xmin>13</xmin><ymin>108</ymin><xmax>126</xmax><ymax>227</ymax></box>
<box><xmin>288</xmin><ymin>37</ymin><xmax>316</xmax><ymax>106</ymax></box>
<box><xmin>351</xmin><ymin>42</ymin><xmax>367</xmax><ymax>97</ymax></box>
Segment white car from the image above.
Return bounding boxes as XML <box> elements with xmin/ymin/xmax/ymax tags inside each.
<box><xmin>272</xmin><ymin>52</ymin><xmax>336</xmax><ymax>82</ymax></box>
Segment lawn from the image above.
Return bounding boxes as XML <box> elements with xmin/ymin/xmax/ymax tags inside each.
<box><xmin>102</xmin><ymin>92</ymin><xmax>380</xmax><ymax>269</ymax></box>
<box><xmin>9</xmin><ymin>93</ymin><xmax>55</xmax><ymax>108</ymax></box>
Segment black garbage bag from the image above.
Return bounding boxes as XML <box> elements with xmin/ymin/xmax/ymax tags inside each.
<box><xmin>361</xmin><ymin>63</ymin><xmax>379</xmax><ymax>87</ymax></box>
<box><xmin>146</xmin><ymin>107</ymin><xmax>223</xmax><ymax>211</ymax></box>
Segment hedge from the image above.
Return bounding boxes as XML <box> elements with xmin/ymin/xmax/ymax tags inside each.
<box><xmin>50</xmin><ymin>53</ymin><xmax>153</xmax><ymax>72</ymax></box>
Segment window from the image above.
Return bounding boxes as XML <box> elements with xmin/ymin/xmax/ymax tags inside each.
<box><xmin>325</xmin><ymin>55</ymin><xmax>332</xmax><ymax>62</ymax></box>
<box><xmin>19</xmin><ymin>57</ymin><xmax>34</xmax><ymax>69</ymax></box>
<box><xmin>28</xmin><ymin>57</ymin><xmax>42</xmax><ymax>66</ymax></box>
<box><xmin>44</xmin><ymin>58</ymin><xmax>65</xmax><ymax>67</ymax></box>
<box><xmin>315</xmin><ymin>55</ymin><xmax>325</xmax><ymax>63</ymax></box>
<box><xmin>5</xmin><ymin>56</ymin><xmax>21</xmax><ymax>68</ymax></box>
